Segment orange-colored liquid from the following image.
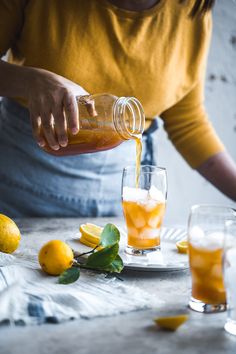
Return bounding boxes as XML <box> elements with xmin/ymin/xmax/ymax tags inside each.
<box><xmin>135</xmin><ymin>136</ymin><xmax>142</xmax><ymax>188</ymax></box>
<box><xmin>44</xmin><ymin>129</ymin><xmax>124</xmax><ymax>156</ymax></box>
<box><xmin>189</xmin><ymin>243</ymin><xmax>226</xmax><ymax>304</ymax></box>
<box><xmin>122</xmin><ymin>200</ymin><xmax>165</xmax><ymax>249</ymax></box>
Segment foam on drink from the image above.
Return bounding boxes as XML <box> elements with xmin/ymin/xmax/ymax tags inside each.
<box><xmin>189</xmin><ymin>226</ymin><xmax>224</xmax><ymax>250</ymax></box>
<box><xmin>123</xmin><ymin>186</ymin><xmax>165</xmax><ymax>203</ymax></box>
<box><xmin>123</xmin><ymin>186</ymin><xmax>148</xmax><ymax>202</ymax></box>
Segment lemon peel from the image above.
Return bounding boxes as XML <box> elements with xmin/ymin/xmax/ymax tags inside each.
<box><xmin>0</xmin><ymin>214</ymin><xmax>21</xmax><ymax>254</ymax></box>
<box><xmin>176</xmin><ymin>240</ymin><xmax>188</xmax><ymax>254</ymax></box>
<box><xmin>38</xmin><ymin>240</ymin><xmax>74</xmax><ymax>276</ymax></box>
<box><xmin>154</xmin><ymin>314</ymin><xmax>189</xmax><ymax>331</ymax></box>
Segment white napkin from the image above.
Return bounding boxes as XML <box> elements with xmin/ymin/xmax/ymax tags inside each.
<box><xmin>0</xmin><ymin>251</ymin><xmax>161</xmax><ymax>325</ymax></box>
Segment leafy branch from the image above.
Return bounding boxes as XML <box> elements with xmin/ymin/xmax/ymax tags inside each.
<box><xmin>59</xmin><ymin>223</ymin><xmax>124</xmax><ymax>284</ymax></box>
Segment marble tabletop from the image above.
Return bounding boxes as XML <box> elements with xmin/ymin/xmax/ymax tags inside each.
<box><xmin>0</xmin><ymin>217</ymin><xmax>235</xmax><ymax>354</ymax></box>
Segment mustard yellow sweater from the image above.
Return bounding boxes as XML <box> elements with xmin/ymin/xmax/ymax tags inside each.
<box><xmin>0</xmin><ymin>0</ymin><xmax>224</xmax><ymax>167</ymax></box>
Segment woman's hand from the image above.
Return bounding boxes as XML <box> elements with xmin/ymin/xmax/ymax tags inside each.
<box><xmin>26</xmin><ymin>68</ymin><xmax>89</xmax><ymax>150</ymax></box>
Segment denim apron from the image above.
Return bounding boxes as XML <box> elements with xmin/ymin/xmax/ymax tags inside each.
<box><xmin>0</xmin><ymin>98</ymin><xmax>158</xmax><ymax>217</ymax></box>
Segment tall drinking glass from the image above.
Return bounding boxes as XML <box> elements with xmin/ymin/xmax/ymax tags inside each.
<box><xmin>188</xmin><ymin>205</ymin><xmax>235</xmax><ymax>313</ymax></box>
<box><xmin>122</xmin><ymin>165</ymin><xmax>167</xmax><ymax>255</ymax></box>
<box><xmin>224</xmin><ymin>220</ymin><xmax>236</xmax><ymax>336</ymax></box>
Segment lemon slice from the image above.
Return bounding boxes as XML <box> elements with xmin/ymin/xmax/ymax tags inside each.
<box><xmin>176</xmin><ymin>240</ymin><xmax>188</xmax><ymax>254</ymax></box>
<box><xmin>79</xmin><ymin>235</ymin><xmax>103</xmax><ymax>250</ymax></box>
<box><xmin>154</xmin><ymin>314</ymin><xmax>189</xmax><ymax>331</ymax></box>
<box><xmin>79</xmin><ymin>223</ymin><xmax>103</xmax><ymax>244</ymax></box>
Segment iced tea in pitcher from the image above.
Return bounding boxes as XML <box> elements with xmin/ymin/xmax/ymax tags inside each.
<box><xmin>43</xmin><ymin>94</ymin><xmax>145</xmax><ymax>156</ymax></box>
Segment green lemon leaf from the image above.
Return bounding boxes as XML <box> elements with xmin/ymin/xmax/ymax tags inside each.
<box><xmin>86</xmin><ymin>243</ymin><xmax>119</xmax><ymax>268</ymax></box>
<box><xmin>100</xmin><ymin>223</ymin><xmax>120</xmax><ymax>247</ymax></box>
<box><xmin>100</xmin><ymin>255</ymin><xmax>124</xmax><ymax>273</ymax></box>
<box><xmin>58</xmin><ymin>267</ymin><xmax>80</xmax><ymax>284</ymax></box>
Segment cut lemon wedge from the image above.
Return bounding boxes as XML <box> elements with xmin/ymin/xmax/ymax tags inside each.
<box><xmin>154</xmin><ymin>314</ymin><xmax>189</xmax><ymax>331</ymax></box>
<box><xmin>176</xmin><ymin>240</ymin><xmax>188</xmax><ymax>254</ymax></box>
<box><xmin>79</xmin><ymin>223</ymin><xmax>103</xmax><ymax>245</ymax></box>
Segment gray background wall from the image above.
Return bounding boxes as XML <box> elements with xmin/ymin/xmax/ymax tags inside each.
<box><xmin>157</xmin><ymin>0</ymin><xmax>236</xmax><ymax>225</ymax></box>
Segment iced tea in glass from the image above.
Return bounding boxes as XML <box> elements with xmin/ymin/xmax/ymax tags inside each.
<box><xmin>122</xmin><ymin>165</ymin><xmax>167</xmax><ymax>255</ymax></box>
<box><xmin>188</xmin><ymin>205</ymin><xmax>235</xmax><ymax>313</ymax></box>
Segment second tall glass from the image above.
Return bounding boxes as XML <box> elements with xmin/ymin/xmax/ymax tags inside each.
<box><xmin>188</xmin><ymin>205</ymin><xmax>235</xmax><ymax>313</ymax></box>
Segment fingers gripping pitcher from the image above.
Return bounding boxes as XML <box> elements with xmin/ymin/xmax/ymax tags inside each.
<box><xmin>42</xmin><ymin>94</ymin><xmax>145</xmax><ymax>156</ymax></box>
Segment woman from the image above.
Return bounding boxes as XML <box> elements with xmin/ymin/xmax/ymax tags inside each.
<box><xmin>0</xmin><ymin>0</ymin><xmax>235</xmax><ymax>217</ymax></box>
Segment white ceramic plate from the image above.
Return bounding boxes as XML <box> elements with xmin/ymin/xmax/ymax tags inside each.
<box><xmin>67</xmin><ymin>227</ymin><xmax>189</xmax><ymax>272</ymax></box>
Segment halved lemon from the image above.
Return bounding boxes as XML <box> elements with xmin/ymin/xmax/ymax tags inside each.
<box><xmin>79</xmin><ymin>223</ymin><xmax>103</xmax><ymax>245</ymax></box>
<box><xmin>154</xmin><ymin>314</ymin><xmax>189</xmax><ymax>331</ymax></box>
<box><xmin>176</xmin><ymin>240</ymin><xmax>188</xmax><ymax>254</ymax></box>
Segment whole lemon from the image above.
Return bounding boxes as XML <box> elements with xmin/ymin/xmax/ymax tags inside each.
<box><xmin>38</xmin><ymin>240</ymin><xmax>74</xmax><ymax>275</ymax></box>
<box><xmin>0</xmin><ymin>214</ymin><xmax>21</xmax><ymax>253</ymax></box>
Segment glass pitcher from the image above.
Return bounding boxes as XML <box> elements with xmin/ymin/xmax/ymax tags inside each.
<box><xmin>43</xmin><ymin>93</ymin><xmax>145</xmax><ymax>156</ymax></box>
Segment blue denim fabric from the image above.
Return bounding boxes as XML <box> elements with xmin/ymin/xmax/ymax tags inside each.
<box><xmin>0</xmin><ymin>98</ymin><xmax>158</xmax><ymax>217</ymax></box>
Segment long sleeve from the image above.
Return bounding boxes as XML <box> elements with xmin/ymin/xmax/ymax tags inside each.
<box><xmin>0</xmin><ymin>0</ymin><xmax>27</xmax><ymax>56</ymax></box>
<box><xmin>160</xmin><ymin>77</ymin><xmax>225</xmax><ymax>169</ymax></box>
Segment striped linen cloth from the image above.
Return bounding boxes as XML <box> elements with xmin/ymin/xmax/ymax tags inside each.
<box><xmin>0</xmin><ymin>251</ymin><xmax>160</xmax><ymax>325</ymax></box>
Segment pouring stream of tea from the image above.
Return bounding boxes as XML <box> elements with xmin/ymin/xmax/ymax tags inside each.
<box><xmin>135</xmin><ymin>135</ymin><xmax>142</xmax><ymax>188</ymax></box>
